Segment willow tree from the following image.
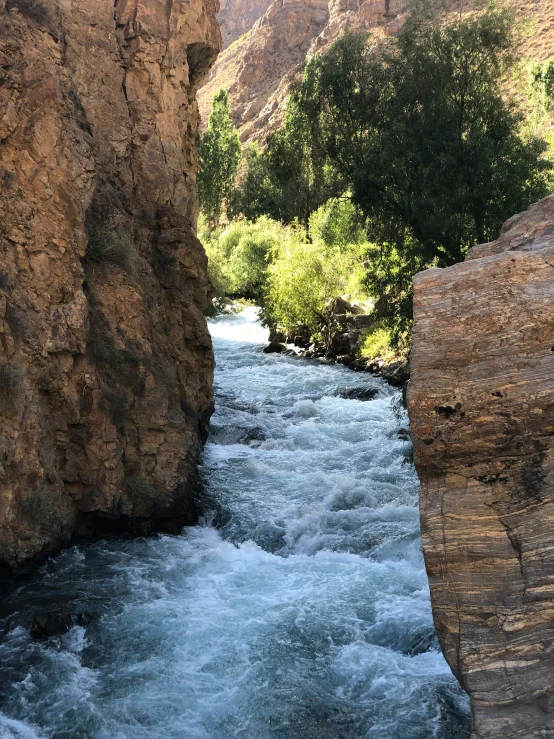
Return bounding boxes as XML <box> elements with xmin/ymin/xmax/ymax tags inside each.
<box><xmin>197</xmin><ymin>90</ymin><xmax>241</xmax><ymax>229</ymax></box>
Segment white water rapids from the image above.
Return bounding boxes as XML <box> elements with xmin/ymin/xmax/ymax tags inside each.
<box><xmin>0</xmin><ymin>307</ymin><xmax>470</xmax><ymax>738</ymax></box>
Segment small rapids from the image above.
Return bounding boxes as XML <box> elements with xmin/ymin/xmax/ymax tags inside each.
<box><xmin>0</xmin><ymin>307</ymin><xmax>471</xmax><ymax>739</ymax></box>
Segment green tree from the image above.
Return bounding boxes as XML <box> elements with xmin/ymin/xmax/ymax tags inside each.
<box><xmin>230</xmin><ymin>94</ymin><xmax>345</xmax><ymax>224</ymax></box>
<box><xmin>197</xmin><ymin>90</ymin><xmax>241</xmax><ymax>228</ymax></box>
<box><xmin>284</xmin><ymin>3</ymin><xmax>549</xmax><ymax>341</ymax></box>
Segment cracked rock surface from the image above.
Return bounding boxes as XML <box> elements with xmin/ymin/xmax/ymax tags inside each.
<box><xmin>0</xmin><ymin>0</ymin><xmax>220</xmax><ymax>574</ymax></box>
<box><xmin>408</xmin><ymin>195</ymin><xmax>554</xmax><ymax>738</ymax></box>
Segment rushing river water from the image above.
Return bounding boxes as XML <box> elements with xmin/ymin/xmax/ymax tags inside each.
<box><xmin>0</xmin><ymin>307</ymin><xmax>470</xmax><ymax>739</ymax></box>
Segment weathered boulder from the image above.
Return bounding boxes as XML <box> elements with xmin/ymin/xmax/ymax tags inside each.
<box><xmin>0</xmin><ymin>0</ymin><xmax>220</xmax><ymax>574</ymax></box>
<box><xmin>408</xmin><ymin>195</ymin><xmax>554</xmax><ymax>738</ymax></box>
<box><xmin>263</xmin><ymin>341</ymin><xmax>286</xmax><ymax>353</ymax></box>
<box><xmin>31</xmin><ymin>611</ymin><xmax>99</xmax><ymax>639</ymax></box>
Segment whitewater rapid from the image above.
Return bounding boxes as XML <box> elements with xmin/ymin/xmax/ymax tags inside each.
<box><xmin>0</xmin><ymin>307</ymin><xmax>470</xmax><ymax>738</ymax></box>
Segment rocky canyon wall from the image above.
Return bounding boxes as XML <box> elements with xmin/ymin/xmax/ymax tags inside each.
<box><xmin>0</xmin><ymin>0</ymin><xmax>220</xmax><ymax>574</ymax></box>
<box><xmin>408</xmin><ymin>196</ymin><xmax>554</xmax><ymax>738</ymax></box>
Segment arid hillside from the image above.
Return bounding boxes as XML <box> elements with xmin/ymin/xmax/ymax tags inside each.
<box><xmin>199</xmin><ymin>0</ymin><xmax>554</xmax><ymax>145</ymax></box>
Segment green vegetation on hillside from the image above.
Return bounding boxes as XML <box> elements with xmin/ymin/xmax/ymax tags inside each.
<box><xmin>198</xmin><ymin>2</ymin><xmax>552</xmax><ymax>356</ymax></box>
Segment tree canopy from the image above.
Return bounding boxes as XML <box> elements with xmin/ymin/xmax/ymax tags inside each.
<box><xmin>197</xmin><ymin>89</ymin><xmax>241</xmax><ymax>228</ymax></box>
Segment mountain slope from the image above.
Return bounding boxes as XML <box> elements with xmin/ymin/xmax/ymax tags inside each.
<box><xmin>199</xmin><ymin>0</ymin><xmax>554</xmax><ymax>145</ymax></box>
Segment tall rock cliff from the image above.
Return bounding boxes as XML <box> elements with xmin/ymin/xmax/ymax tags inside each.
<box><xmin>219</xmin><ymin>0</ymin><xmax>272</xmax><ymax>49</ymax></box>
<box><xmin>408</xmin><ymin>196</ymin><xmax>554</xmax><ymax>738</ymax></box>
<box><xmin>0</xmin><ymin>0</ymin><xmax>220</xmax><ymax>575</ymax></box>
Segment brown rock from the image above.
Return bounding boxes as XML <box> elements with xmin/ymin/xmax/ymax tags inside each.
<box><xmin>263</xmin><ymin>341</ymin><xmax>286</xmax><ymax>353</ymax></box>
<box><xmin>408</xmin><ymin>195</ymin><xmax>554</xmax><ymax>738</ymax></box>
<box><xmin>0</xmin><ymin>0</ymin><xmax>220</xmax><ymax>574</ymax></box>
<box><xmin>31</xmin><ymin>610</ymin><xmax>99</xmax><ymax>639</ymax></box>
<box><xmin>219</xmin><ymin>0</ymin><xmax>273</xmax><ymax>49</ymax></box>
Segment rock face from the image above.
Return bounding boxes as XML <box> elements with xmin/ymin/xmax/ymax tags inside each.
<box><xmin>408</xmin><ymin>195</ymin><xmax>554</xmax><ymax>738</ymax></box>
<box><xmin>219</xmin><ymin>0</ymin><xmax>272</xmax><ymax>49</ymax></box>
<box><xmin>200</xmin><ymin>0</ymin><xmax>335</xmax><ymax>143</ymax></box>
<box><xmin>199</xmin><ymin>0</ymin><xmax>405</xmax><ymax>144</ymax></box>
<box><xmin>0</xmin><ymin>0</ymin><xmax>220</xmax><ymax>574</ymax></box>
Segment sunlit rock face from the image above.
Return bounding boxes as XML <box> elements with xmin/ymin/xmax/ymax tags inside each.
<box><xmin>408</xmin><ymin>195</ymin><xmax>554</xmax><ymax>738</ymax></box>
<box><xmin>199</xmin><ymin>0</ymin><xmax>405</xmax><ymax>145</ymax></box>
<box><xmin>0</xmin><ymin>0</ymin><xmax>220</xmax><ymax>574</ymax></box>
<box><xmin>219</xmin><ymin>0</ymin><xmax>273</xmax><ymax>49</ymax></box>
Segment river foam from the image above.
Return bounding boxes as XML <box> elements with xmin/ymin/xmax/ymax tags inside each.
<box><xmin>0</xmin><ymin>307</ymin><xmax>470</xmax><ymax>738</ymax></box>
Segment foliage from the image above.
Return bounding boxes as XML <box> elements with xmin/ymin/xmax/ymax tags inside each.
<box><xmin>266</xmin><ymin>3</ymin><xmax>550</xmax><ymax>339</ymax></box>
<box><xmin>308</xmin><ymin>197</ymin><xmax>366</xmax><ymax>249</ymax></box>
<box><xmin>84</xmin><ymin>221</ymin><xmax>135</xmax><ymax>272</ymax></box>
<box><xmin>227</xmin><ymin>145</ymin><xmax>278</xmax><ymax>222</ymax></box>
<box><xmin>202</xmin><ymin>198</ymin><xmax>370</xmax><ymax>333</ymax></box>
<box><xmin>201</xmin><ymin>216</ymin><xmax>287</xmax><ymax>303</ymax></box>
<box><xmin>230</xmin><ymin>103</ymin><xmax>345</xmax><ymax>225</ymax></box>
<box><xmin>527</xmin><ymin>60</ymin><xmax>554</xmax><ymax>171</ymax></box>
<box><xmin>532</xmin><ymin>60</ymin><xmax>554</xmax><ymax>111</ymax></box>
<box><xmin>358</xmin><ymin>325</ymin><xmax>396</xmax><ymax>362</ymax></box>
<box><xmin>197</xmin><ymin>90</ymin><xmax>242</xmax><ymax>228</ymax></box>
<box><xmin>265</xmin><ymin>200</ymin><xmax>369</xmax><ymax>334</ymax></box>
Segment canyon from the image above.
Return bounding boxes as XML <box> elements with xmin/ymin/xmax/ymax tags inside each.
<box><xmin>408</xmin><ymin>196</ymin><xmax>554</xmax><ymax>737</ymax></box>
<box><xmin>0</xmin><ymin>0</ymin><xmax>220</xmax><ymax>574</ymax></box>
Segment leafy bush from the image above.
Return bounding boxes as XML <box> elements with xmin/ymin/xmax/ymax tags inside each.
<box><xmin>265</xmin><ymin>226</ymin><xmax>367</xmax><ymax>335</ymax></box>
<box><xmin>358</xmin><ymin>326</ymin><xmax>396</xmax><ymax>362</ymax></box>
<box><xmin>84</xmin><ymin>221</ymin><xmax>135</xmax><ymax>273</ymax></box>
<box><xmin>309</xmin><ymin>198</ymin><xmax>366</xmax><ymax>250</ymax></box>
<box><xmin>201</xmin><ymin>216</ymin><xmax>287</xmax><ymax>303</ymax></box>
<box><xmin>201</xmin><ymin>200</ymin><xmax>371</xmax><ymax>334</ymax></box>
<box><xmin>125</xmin><ymin>478</ymin><xmax>156</xmax><ymax>499</ymax></box>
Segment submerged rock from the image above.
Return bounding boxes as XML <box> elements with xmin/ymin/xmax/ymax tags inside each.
<box><xmin>31</xmin><ymin>611</ymin><xmax>99</xmax><ymax>639</ymax></box>
<box><xmin>408</xmin><ymin>194</ymin><xmax>554</xmax><ymax>739</ymax></box>
<box><xmin>338</xmin><ymin>388</ymin><xmax>379</xmax><ymax>401</ymax></box>
<box><xmin>263</xmin><ymin>342</ymin><xmax>286</xmax><ymax>354</ymax></box>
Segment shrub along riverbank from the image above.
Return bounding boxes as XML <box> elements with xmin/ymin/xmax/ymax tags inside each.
<box><xmin>197</xmin><ymin>1</ymin><xmax>554</xmax><ymax>367</ymax></box>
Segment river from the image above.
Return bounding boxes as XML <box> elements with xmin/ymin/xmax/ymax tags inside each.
<box><xmin>0</xmin><ymin>307</ymin><xmax>470</xmax><ymax>739</ymax></box>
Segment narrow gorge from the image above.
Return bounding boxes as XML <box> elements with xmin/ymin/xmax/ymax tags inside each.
<box><xmin>1</xmin><ymin>0</ymin><xmax>554</xmax><ymax>737</ymax></box>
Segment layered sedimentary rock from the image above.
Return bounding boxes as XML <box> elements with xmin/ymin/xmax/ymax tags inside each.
<box><xmin>408</xmin><ymin>195</ymin><xmax>554</xmax><ymax>738</ymax></box>
<box><xmin>0</xmin><ymin>0</ymin><xmax>220</xmax><ymax>574</ymax></box>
